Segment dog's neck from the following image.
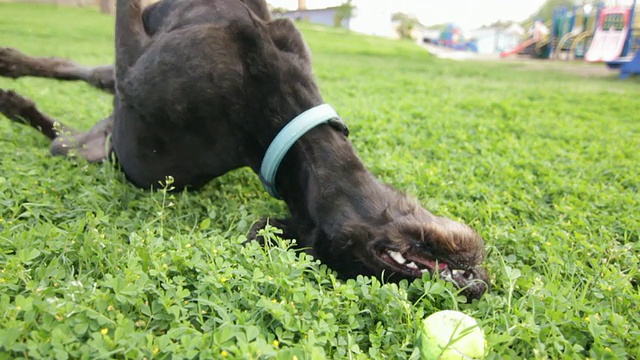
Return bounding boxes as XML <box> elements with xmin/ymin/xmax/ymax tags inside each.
<box><xmin>275</xmin><ymin>124</ymin><xmax>389</xmax><ymax>240</ymax></box>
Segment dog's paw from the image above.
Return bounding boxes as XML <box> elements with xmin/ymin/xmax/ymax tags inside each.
<box><xmin>89</xmin><ymin>66</ymin><xmax>115</xmax><ymax>93</ymax></box>
<box><xmin>0</xmin><ymin>47</ymin><xmax>29</xmax><ymax>78</ymax></box>
<box><xmin>247</xmin><ymin>217</ymin><xmax>292</xmax><ymax>246</ymax></box>
<box><xmin>0</xmin><ymin>89</ymin><xmax>35</xmax><ymax>121</ymax></box>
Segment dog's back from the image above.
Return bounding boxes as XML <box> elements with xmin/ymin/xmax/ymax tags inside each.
<box><xmin>113</xmin><ymin>0</ymin><xmax>318</xmax><ymax>189</ymax></box>
<box><xmin>142</xmin><ymin>0</ymin><xmax>270</xmax><ymax>36</ymax></box>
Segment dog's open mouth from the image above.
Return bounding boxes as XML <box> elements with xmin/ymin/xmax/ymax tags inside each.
<box><xmin>377</xmin><ymin>248</ymin><xmax>477</xmax><ymax>286</ymax></box>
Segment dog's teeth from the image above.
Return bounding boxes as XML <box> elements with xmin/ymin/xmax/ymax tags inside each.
<box><xmin>387</xmin><ymin>250</ymin><xmax>407</xmax><ymax>264</ymax></box>
<box><xmin>406</xmin><ymin>262</ymin><xmax>418</xmax><ymax>269</ymax></box>
<box><xmin>420</xmin><ymin>269</ymin><xmax>429</xmax><ymax>273</ymax></box>
<box><xmin>450</xmin><ymin>269</ymin><xmax>475</xmax><ymax>280</ymax></box>
<box><xmin>441</xmin><ymin>269</ymin><xmax>453</xmax><ymax>281</ymax></box>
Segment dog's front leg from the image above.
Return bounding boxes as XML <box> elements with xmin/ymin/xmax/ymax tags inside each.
<box><xmin>247</xmin><ymin>218</ymin><xmax>324</xmax><ymax>259</ymax></box>
<box><xmin>115</xmin><ymin>0</ymin><xmax>149</xmax><ymax>83</ymax></box>
<box><xmin>248</xmin><ymin>218</ymin><xmax>297</xmax><ymax>245</ymax></box>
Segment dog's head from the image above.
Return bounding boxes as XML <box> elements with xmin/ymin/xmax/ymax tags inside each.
<box><xmin>232</xmin><ymin>14</ymin><xmax>489</xmax><ymax>299</ymax></box>
<box><xmin>325</xmin><ymin>192</ymin><xmax>489</xmax><ymax>300</ymax></box>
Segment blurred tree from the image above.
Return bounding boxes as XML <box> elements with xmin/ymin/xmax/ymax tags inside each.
<box><xmin>529</xmin><ymin>0</ymin><xmax>601</xmax><ymax>22</ymax></box>
<box><xmin>269</xmin><ymin>5</ymin><xmax>289</xmax><ymax>17</ymax></box>
<box><xmin>482</xmin><ymin>20</ymin><xmax>517</xmax><ymax>29</ymax></box>
<box><xmin>392</xmin><ymin>12</ymin><xmax>419</xmax><ymax>39</ymax></box>
<box><xmin>425</xmin><ymin>23</ymin><xmax>448</xmax><ymax>30</ymax></box>
<box><xmin>334</xmin><ymin>0</ymin><xmax>355</xmax><ymax>28</ymax></box>
<box><xmin>534</xmin><ymin>0</ymin><xmax>574</xmax><ymax>21</ymax></box>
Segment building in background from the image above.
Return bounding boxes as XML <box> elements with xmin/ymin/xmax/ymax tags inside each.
<box><xmin>468</xmin><ymin>24</ymin><xmax>523</xmax><ymax>54</ymax></box>
<box><xmin>274</xmin><ymin>7</ymin><xmax>350</xmax><ymax>28</ymax></box>
<box><xmin>272</xmin><ymin>0</ymin><xmax>396</xmax><ymax>38</ymax></box>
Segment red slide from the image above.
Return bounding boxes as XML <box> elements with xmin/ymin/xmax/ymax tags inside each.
<box><xmin>585</xmin><ymin>7</ymin><xmax>631</xmax><ymax>62</ymax></box>
<box><xmin>500</xmin><ymin>38</ymin><xmax>536</xmax><ymax>58</ymax></box>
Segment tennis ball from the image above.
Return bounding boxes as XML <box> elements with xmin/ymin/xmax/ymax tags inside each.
<box><xmin>419</xmin><ymin>310</ymin><xmax>485</xmax><ymax>360</ymax></box>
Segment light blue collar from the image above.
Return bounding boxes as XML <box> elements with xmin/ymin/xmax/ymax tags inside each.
<box><xmin>260</xmin><ymin>104</ymin><xmax>343</xmax><ymax>198</ymax></box>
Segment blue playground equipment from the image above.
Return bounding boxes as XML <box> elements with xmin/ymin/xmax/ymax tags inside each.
<box><xmin>436</xmin><ymin>24</ymin><xmax>477</xmax><ymax>52</ymax></box>
<box><xmin>619</xmin><ymin>50</ymin><xmax>640</xmax><ymax>78</ymax></box>
<box><xmin>620</xmin><ymin>0</ymin><xmax>639</xmax><ymax>60</ymax></box>
<box><xmin>618</xmin><ymin>0</ymin><xmax>640</xmax><ymax>78</ymax></box>
<box><xmin>554</xmin><ymin>3</ymin><xmax>604</xmax><ymax>60</ymax></box>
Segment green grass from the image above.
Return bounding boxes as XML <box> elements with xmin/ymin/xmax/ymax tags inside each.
<box><xmin>1</xmin><ymin>3</ymin><xmax>640</xmax><ymax>359</ymax></box>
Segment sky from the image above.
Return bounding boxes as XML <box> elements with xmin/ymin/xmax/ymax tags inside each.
<box><xmin>268</xmin><ymin>0</ymin><xmax>548</xmax><ymax>30</ymax></box>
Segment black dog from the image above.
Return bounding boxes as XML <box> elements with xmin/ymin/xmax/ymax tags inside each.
<box><xmin>0</xmin><ymin>0</ymin><xmax>489</xmax><ymax>299</ymax></box>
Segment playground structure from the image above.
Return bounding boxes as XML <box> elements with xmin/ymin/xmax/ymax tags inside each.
<box><xmin>585</xmin><ymin>2</ymin><xmax>635</xmax><ymax>61</ymax></box>
<box><xmin>433</xmin><ymin>23</ymin><xmax>478</xmax><ymax>52</ymax></box>
<box><xmin>589</xmin><ymin>0</ymin><xmax>640</xmax><ymax>78</ymax></box>
<box><xmin>554</xmin><ymin>4</ymin><xmax>604</xmax><ymax>60</ymax></box>
<box><xmin>500</xmin><ymin>0</ymin><xmax>640</xmax><ymax>78</ymax></box>
<box><xmin>617</xmin><ymin>48</ymin><xmax>640</xmax><ymax>77</ymax></box>
<box><xmin>501</xmin><ymin>4</ymin><xmax>603</xmax><ymax>59</ymax></box>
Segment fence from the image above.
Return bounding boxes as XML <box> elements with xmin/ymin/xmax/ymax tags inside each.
<box><xmin>3</xmin><ymin>0</ymin><xmax>158</xmax><ymax>14</ymax></box>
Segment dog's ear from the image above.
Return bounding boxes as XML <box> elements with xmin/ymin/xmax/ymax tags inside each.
<box><xmin>266</xmin><ymin>18</ymin><xmax>311</xmax><ymax>66</ymax></box>
<box><xmin>239</xmin><ymin>0</ymin><xmax>271</xmax><ymax>21</ymax></box>
<box><xmin>230</xmin><ymin>19</ymin><xmax>279</xmax><ymax>76</ymax></box>
<box><xmin>231</xmin><ymin>17</ymin><xmax>312</xmax><ymax>78</ymax></box>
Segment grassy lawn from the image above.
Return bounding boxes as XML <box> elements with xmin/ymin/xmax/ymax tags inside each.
<box><xmin>1</xmin><ymin>3</ymin><xmax>639</xmax><ymax>359</ymax></box>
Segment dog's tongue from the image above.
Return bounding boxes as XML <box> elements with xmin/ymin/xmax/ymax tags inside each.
<box><xmin>405</xmin><ymin>254</ymin><xmax>448</xmax><ymax>271</ymax></box>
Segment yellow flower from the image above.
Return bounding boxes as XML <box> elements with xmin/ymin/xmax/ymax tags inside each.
<box><xmin>221</xmin><ymin>350</ymin><xmax>229</xmax><ymax>357</ymax></box>
<box><xmin>100</xmin><ymin>328</ymin><xmax>109</xmax><ymax>336</ymax></box>
<box><xmin>273</xmin><ymin>340</ymin><xmax>279</xmax><ymax>348</ymax></box>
